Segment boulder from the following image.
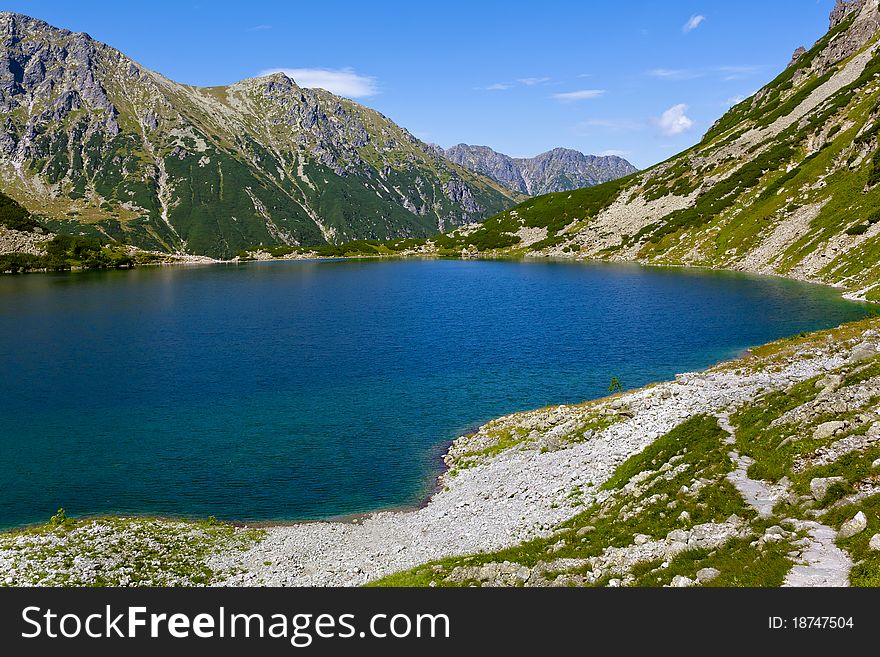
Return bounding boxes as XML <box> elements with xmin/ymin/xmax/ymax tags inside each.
<box><xmin>670</xmin><ymin>575</ymin><xmax>694</xmax><ymax>588</ymax></box>
<box><xmin>815</xmin><ymin>374</ymin><xmax>843</xmax><ymax>390</ymax></box>
<box><xmin>810</xmin><ymin>476</ymin><xmax>846</xmax><ymax>501</ymax></box>
<box><xmin>847</xmin><ymin>342</ymin><xmax>878</xmax><ymax>364</ymax></box>
<box><xmin>869</xmin><ymin>534</ymin><xmax>880</xmax><ymax>552</ymax></box>
<box><xmin>696</xmin><ymin>567</ymin><xmax>721</xmax><ymax>583</ymax></box>
<box><xmin>813</xmin><ymin>421</ymin><xmax>846</xmax><ymax>440</ymax></box>
<box><xmin>837</xmin><ymin>511</ymin><xmax>868</xmax><ymax>540</ymax></box>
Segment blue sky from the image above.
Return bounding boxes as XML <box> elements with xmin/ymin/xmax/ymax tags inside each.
<box><xmin>7</xmin><ymin>0</ymin><xmax>838</xmax><ymax>167</ymax></box>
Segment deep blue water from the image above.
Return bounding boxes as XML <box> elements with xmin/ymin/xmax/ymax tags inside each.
<box><xmin>0</xmin><ymin>259</ymin><xmax>867</xmax><ymax>529</ymax></box>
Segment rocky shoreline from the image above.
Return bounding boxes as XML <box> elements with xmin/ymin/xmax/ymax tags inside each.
<box><xmin>1</xmin><ymin>280</ymin><xmax>878</xmax><ymax>587</ymax></box>
<box><xmin>203</xmin><ymin>319</ymin><xmax>879</xmax><ymax>586</ymax></box>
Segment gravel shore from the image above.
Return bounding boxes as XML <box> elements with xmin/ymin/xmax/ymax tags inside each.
<box><xmin>214</xmin><ymin>333</ymin><xmax>854</xmax><ymax>586</ymax></box>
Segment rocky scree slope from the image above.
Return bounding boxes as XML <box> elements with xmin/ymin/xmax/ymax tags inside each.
<box><xmin>0</xmin><ymin>12</ymin><xmax>520</xmax><ymax>258</ymax></box>
<box><xmin>439</xmin><ymin>144</ymin><xmax>637</xmax><ymax>196</ymax></box>
<box><xmin>428</xmin><ymin>0</ymin><xmax>880</xmax><ymax>300</ymax></box>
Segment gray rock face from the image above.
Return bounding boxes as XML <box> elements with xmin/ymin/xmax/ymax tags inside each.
<box><xmin>790</xmin><ymin>46</ymin><xmax>807</xmax><ymax>66</ymax></box>
<box><xmin>837</xmin><ymin>511</ymin><xmax>867</xmax><ymax>539</ymax></box>
<box><xmin>442</xmin><ymin>144</ymin><xmax>638</xmax><ymax>196</ymax></box>
<box><xmin>810</xmin><ymin>476</ymin><xmax>846</xmax><ymax>501</ymax></box>
<box><xmin>813</xmin><ymin>421</ymin><xmax>847</xmax><ymax>440</ymax></box>
<box><xmin>847</xmin><ymin>342</ymin><xmax>878</xmax><ymax>363</ymax></box>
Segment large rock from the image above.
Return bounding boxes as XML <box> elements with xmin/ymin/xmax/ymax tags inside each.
<box><xmin>696</xmin><ymin>567</ymin><xmax>721</xmax><ymax>583</ymax></box>
<box><xmin>813</xmin><ymin>421</ymin><xmax>846</xmax><ymax>440</ymax></box>
<box><xmin>810</xmin><ymin>476</ymin><xmax>846</xmax><ymax>501</ymax></box>
<box><xmin>847</xmin><ymin>342</ymin><xmax>878</xmax><ymax>364</ymax></box>
<box><xmin>815</xmin><ymin>374</ymin><xmax>843</xmax><ymax>390</ymax></box>
<box><xmin>837</xmin><ymin>511</ymin><xmax>868</xmax><ymax>539</ymax></box>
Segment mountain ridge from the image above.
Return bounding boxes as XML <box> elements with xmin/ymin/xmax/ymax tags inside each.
<box><xmin>0</xmin><ymin>12</ymin><xmax>521</xmax><ymax>257</ymax></box>
<box><xmin>439</xmin><ymin>143</ymin><xmax>637</xmax><ymax>196</ymax></box>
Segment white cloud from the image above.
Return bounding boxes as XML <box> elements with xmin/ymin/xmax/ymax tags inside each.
<box><xmin>648</xmin><ymin>68</ymin><xmax>703</xmax><ymax>81</ymax></box>
<box><xmin>258</xmin><ymin>68</ymin><xmax>378</xmax><ymax>98</ymax></box>
<box><xmin>517</xmin><ymin>77</ymin><xmax>551</xmax><ymax>86</ymax></box>
<box><xmin>552</xmin><ymin>89</ymin><xmax>606</xmax><ymax>102</ymax></box>
<box><xmin>485</xmin><ymin>82</ymin><xmax>512</xmax><ymax>91</ymax></box>
<box><xmin>656</xmin><ymin>104</ymin><xmax>695</xmax><ymax>135</ymax></box>
<box><xmin>682</xmin><ymin>14</ymin><xmax>706</xmax><ymax>33</ymax></box>
<box><xmin>598</xmin><ymin>149</ymin><xmax>631</xmax><ymax>157</ymax></box>
<box><xmin>578</xmin><ymin>118</ymin><xmax>645</xmax><ymax>131</ymax></box>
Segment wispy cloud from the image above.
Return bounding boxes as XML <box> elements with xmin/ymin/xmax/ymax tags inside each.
<box><xmin>649</xmin><ymin>65</ymin><xmax>763</xmax><ymax>82</ymax></box>
<box><xmin>552</xmin><ymin>89</ymin><xmax>606</xmax><ymax>102</ymax></box>
<box><xmin>259</xmin><ymin>68</ymin><xmax>378</xmax><ymax>98</ymax></box>
<box><xmin>655</xmin><ymin>104</ymin><xmax>695</xmax><ymax>136</ymax></box>
<box><xmin>249</xmin><ymin>24</ymin><xmax>272</xmax><ymax>31</ymax></box>
<box><xmin>716</xmin><ymin>64</ymin><xmax>764</xmax><ymax>80</ymax></box>
<box><xmin>648</xmin><ymin>68</ymin><xmax>704</xmax><ymax>81</ymax></box>
<box><xmin>578</xmin><ymin>118</ymin><xmax>645</xmax><ymax>131</ymax></box>
<box><xmin>485</xmin><ymin>82</ymin><xmax>513</xmax><ymax>91</ymax></box>
<box><xmin>517</xmin><ymin>77</ymin><xmax>551</xmax><ymax>86</ymax></box>
<box><xmin>682</xmin><ymin>14</ymin><xmax>706</xmax><ymax>33</ymax></box>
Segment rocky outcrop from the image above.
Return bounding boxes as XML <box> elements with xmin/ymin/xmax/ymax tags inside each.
<box><xmin>0</xmin><ymin>226</ymin><xmax>50</xmax><ymax>255</ymax></box>
<box><xmin>442</xmin><ymin>144</ymin><xmax>637</xmax><ymax>196</ymax></box>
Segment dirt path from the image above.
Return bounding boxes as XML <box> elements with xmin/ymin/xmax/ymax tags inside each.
<box><xmin>717</xmin><ymin>414</ymin><xmax>851</xmax><ymax>587</ymax></box>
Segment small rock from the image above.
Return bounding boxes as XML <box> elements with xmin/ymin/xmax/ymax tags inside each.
<box><xmin>670</xmin><ymin>575</ymin><xmax>693</xmax><ymax>588</ymax></box>
<box><xmin>872</xmin><ymin>458</ymin><xmax>880</xmax><ymax>469</ymax></box>
<box><xmin>678</xmin><ymin>511</ymin><xmax>691</xmax><ymax>523</ymax></box>
<box><xmin>810</xmin><ymin>476</ymin><xmax>846</xmax><ymax>501</ymax></box>
<box><xmin>765</xmin><ymin>525</ymin><xmax>786</xmax><ymax>536</ymax></box>
<box><xmin>607</xmin><ymin>578</ymin><xmax>621</xmax><ymax>587</ymax></box>
<box><xmin>813</xmin><ymin>421</ymin><xmax>846</xmax><ymax>440</ymax></box>
<box><xmin>695</xmin><ymin>567</ymin><xmax>720</xmax><ymax>583</ymax></box>
<box><xmin>633</xmin><ymin>533</ymin><xmax>651</xmax><ymax>545</ymax></box>
<box><xmin>576</xmin><ymin>525</ymin><xmax>595</xmax><ymax>537</ymax></box>
<box><xmin>869</xmin><ymin>534</ymin><xmax>880</xmax><ymax>551</ymax></box>
<box><xmin>838</xmin><ymin>511</ymin><xmax>868</xmax><ymax>539</ymax></box>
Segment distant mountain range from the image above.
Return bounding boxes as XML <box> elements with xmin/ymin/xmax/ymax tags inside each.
<box><xmin>438</xmin><ymin>144</ymin><xmax>638</xmax><ymax>196</ymax></box>
<box><xmin>0</xmin><ymin>12</ymin><xmax>522</xmax><ymax>257</ymax></box>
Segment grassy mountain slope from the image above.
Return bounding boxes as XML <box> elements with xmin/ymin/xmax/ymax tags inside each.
<box><xmin>0</xmin><ymin>13</ymin><xmax>521</xmax><ymax>258</ymax></box>
<box><xmin>415</xmin><ymin>0</ymin><xmax>880</xmax><ymax>299</ymax></box>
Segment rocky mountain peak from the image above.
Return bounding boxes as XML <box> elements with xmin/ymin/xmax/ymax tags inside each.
<box><xmin>830</xmin><ymin>0</ymin><xmax>866</xmax><ymax>28</ymax></box>
<box><xmin>442</xmin><ymin>144</ymin><xmax>637</xmax><ymax>196</ymax></box>
<box><xmin>0</xmin><ymin>12</ymin><xmax>521</xmax><ymax>257</ymax></box>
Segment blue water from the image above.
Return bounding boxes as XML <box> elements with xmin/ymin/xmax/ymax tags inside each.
<box><xmin>0</xmin><ymin>259</ymin><xmax>867</xmax><ymax>529</ymax></box>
